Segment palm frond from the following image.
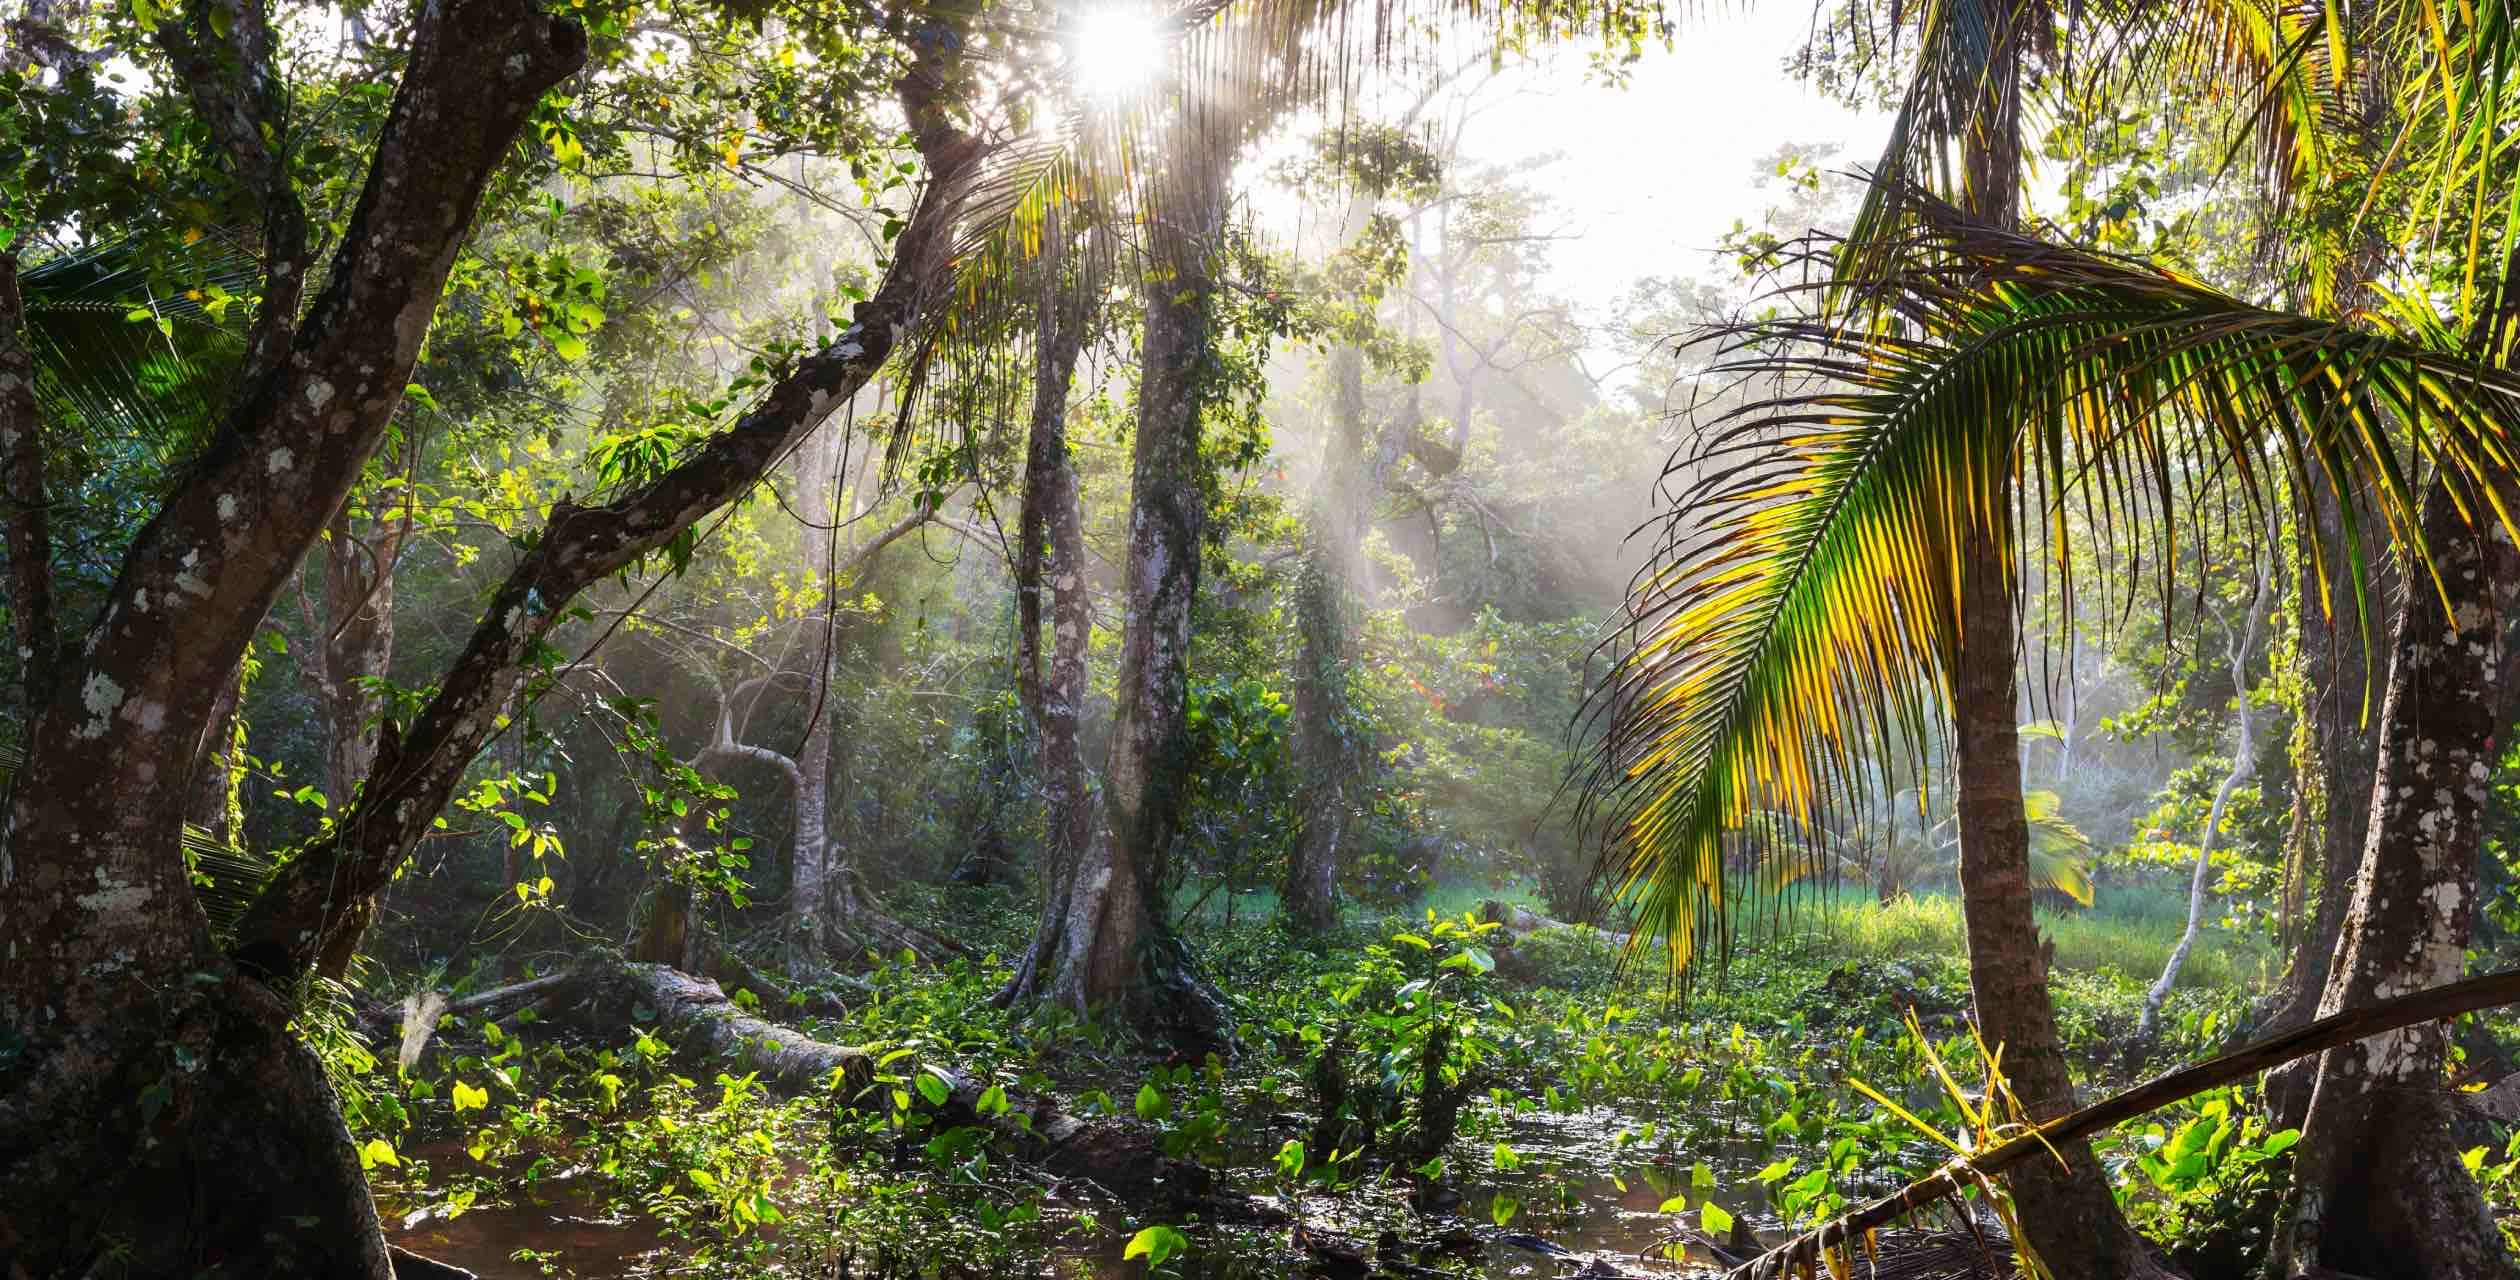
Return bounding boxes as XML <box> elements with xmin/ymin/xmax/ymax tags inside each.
<box><xmin>2022</xmin><ymin>788</ymin><xmax>2095</xmax><ymax>905</ymax></box>
<box><xmin>19</xmin><ymin>237</ymin><xmax>251</xmax><ymax>466</ymax></box>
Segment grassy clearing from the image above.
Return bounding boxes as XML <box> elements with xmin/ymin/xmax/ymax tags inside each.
<box><xmin>1773</xmin><ymin>885</ymin><xmax>2279</xmax><ymax>992</ymax></box>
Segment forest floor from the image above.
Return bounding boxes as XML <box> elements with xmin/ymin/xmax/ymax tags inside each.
<box><xmin>361</xmin><ymin>885</ymin><xmax>2514</xmax><ymax>1280</ymax></box>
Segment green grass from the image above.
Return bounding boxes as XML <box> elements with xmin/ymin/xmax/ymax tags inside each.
<box><xmin>1782</xmin><ymin>886</ymin><xmax>2278</xmax><ymax>992</ymax></box>
<box><xmin>1173</xmin><ymin>873</ymin><xmax>2275</xmax><ymax>996</ymax></box>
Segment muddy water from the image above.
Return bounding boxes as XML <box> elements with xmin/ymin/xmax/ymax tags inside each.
<box><xmin>384</xmin><ymin>1163</ymin><xmax>674</xmax><ymax>1279</ymax></box>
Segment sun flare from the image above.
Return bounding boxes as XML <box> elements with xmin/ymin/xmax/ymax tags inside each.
<box><xmin>1070</xmin><ymin>7</ymin><xmax>1165</xmax><ymax>100</ymax></box>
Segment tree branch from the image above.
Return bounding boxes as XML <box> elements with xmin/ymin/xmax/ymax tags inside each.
<box><xmin>153</xmin><ymin>0</ymin><xmax>309</xmax><ymax>383</ymax></box>
<box><xmin>228</xmin><ymin>30</ymin><xmax>992</xmax><ymax>983</ymax></box>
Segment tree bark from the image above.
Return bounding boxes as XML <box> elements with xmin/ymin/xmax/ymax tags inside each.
<box><xmin>2258</xmin><ymin>478</ymin><xmax>2395</xmax><ymax>1122</ymax></box>
<box><xmin>786</xmin><ymin>427</ymin><xmax>843</xmax><ymax>972</ymax></box>
<box><xmin>2275</xmin><ymin>481</ymin><xmax>2520</xmax><ymax>1280</ymax></box>
<box><xmin>1001</xmin><ymin>233</ymin><xmax>1107</xmax><ymax>1003</ymax></box>
<box><xmin>313</xmin><ymin>496</ymin><xmax>409</xmax><ymax>805</ymax></box>
<box><xmin>0</xmin><ymin>254</ymin><xmax>57</xmax><ymax>710</ymax></box>
<box><xmin>1944</xmin><ymin>13</ymin><xmax>2163</xmax><ymax>1272</ymax></box>
<box><xmin>1282</xmin><ymin>269</ymin><xmax>1372</xmax><ymax>931</ymax></box>
<box><xmin>1006</xmin><ymin>137</ymin><xmax>1231</xmax><ymax>1046</ymax></box>
<box><xmin>1951</xmin><ymin>511</ymin><xmax>2162</xmax><ymax>1280</ymax></box>
<box><xmin>0</xmin><ymin>3</ymin><xmax>585</xmax><ymax>1269</ymax></box>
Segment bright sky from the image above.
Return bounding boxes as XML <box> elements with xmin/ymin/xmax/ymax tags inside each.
<box><xmin>1447</xmin><ymin>7</ymin><xmax>1892</xmax><ymax>317</ymax></box>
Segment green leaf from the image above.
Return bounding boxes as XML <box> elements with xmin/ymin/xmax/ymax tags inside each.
<box><xmin>358</xmin><ymin>1138</ymin><xmax>399</xmax><ymax>1169</ymax></box>
<box><xmin>1658</xmin><ymin>1194</ymin><xmax>1690</xmax><ymax>1213</ymax></box>
<box><xmin>975</xmin><ymin>1084</ymin><xmax>1010</xmax><ymax>1117</ymax></box>
<box><xmin>915</xmin><ymin>1071</ymin><xmax>951</xmax><ymax>1108</ymax></box>
<box><xmin>1491</xmin><ymin>1141</ymin><xmax>1520</xmax><ymax>1171</ymax></box>
<box><xmin>1122</xmin><ymin>1224</ymin><xmax>1189</xmax><ymax>1267</ymax></box>
<box><xmin>1273</xmin><ymin>1139</ymin><xmax>1307</xmax><ymax>1180</ymax></box>
<box><xmin>451</xmin><ymin>1081</ymin><xmax>489</xmax><ymax>1113</ymax></box>
<box><xmin>1701</xmin><ymin>1202</ymin><xmax>1734</xmax><ymax>1236</ymax></box>
<box><xmin>1490</xmin><ymin>1194</ymin><xmax>1521</xmax><ymax>1226</ymax></box>
<box><xmin>1135</xmin><ymin>1083</ymin><xmax>1169</xmax><ymax>1122</ymax></box>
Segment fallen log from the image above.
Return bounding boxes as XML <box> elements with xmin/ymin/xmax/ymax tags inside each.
<box><xmin>1475</xmin><ymin>900</ymin><xmax>1633</xmax><ymax>976</ymax></box>
<box><xmin>532</xmin><ymin>959</ymin><xmax>1220</xmax><ymax>1212</ymax></box>
<box><xmin>550</xmin><ymin>960</ymin><xmax>876</xmax><ymax>1098</ymax></box>
<box><xmin>1728</xmin><ymin>966</ymin><xmax>2520</xmax><ymax>1279</ymax></box>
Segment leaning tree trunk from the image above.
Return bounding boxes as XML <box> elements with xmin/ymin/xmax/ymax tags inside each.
<box><xmin>1282</xmin><ymin>337</ymin><xmax>1367</xmax><ymax>932</ymax></box>
<box><xmin>2274</xmin><ymin>481</ymin><xmax>2520</xmax><ymax>1280</ymax></box>
<box><xmin>1001</xmin><ymin>233</ymin><xmax>1109</xmax><ymax>1006</ymax></box>
<box><xmin>0</xmin><ymin>0</ymin><xmax>585</xmax><ymax>1271</ymax></box>
<box><xmin>1008</xmin><ymin>139</ymin><xmax>1231</xmax><ymax>1047</ymax></box>
<box><xmin>1944</xmin><ymin>17</ymin><xmax>2165</xmax><ymax>1273</ymax></box>
<box><xmin>222</xmin><ymin>40</ymin><xmax>987</xmax><ymax>984</ymax></box>
<box><xmin>2135</xmin><ymin>511</ymin><xmax>2275</xmax><ymax>1060</ymax></box>
<box><xmin>2257</xmin><ymin>478</ymin><xmax>2394</xmax><ymax>1120</ymax></box>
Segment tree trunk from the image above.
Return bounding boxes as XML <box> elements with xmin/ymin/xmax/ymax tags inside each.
<box><xmin>1951</xmin><ymin>513</ymin><xmax>2166</xmax><ymax>1280</ymax></box>
<box><xmin>223</xmin><ymin>43</ymin><xmax>987</xmax><ymax>983</ymax></box>
<box><xmin>2258</xmin><ymin>479</ymin><xmax>2395</xmax><ymax>1120</ymax></box>
<box><xmin>1002</xmin><ymin>234</ymin><xmax>1106</xmax><ymax>1002</ymax></box>
<box><xmin>313</xmin><ymin>498</ymin><xmax>407</xmax><ymax>805</ymax></box>
<box><xmin>685</xmin><ymin>494</ymin><xmax>953</xmax><ymax>973</ymax></box>
<box><xmin>787</xmin><ymin>426</ymin><xmax>842</xmax><ymax>973</ymax></box>
<box><xmin>0</xmin><ymin>0</ymin><xmax>583</xmax><ymax>1268</ymax></box>
<box><xmin>2135</xmin><ymin>513</ymin><xmax>2275</xmax><ymax>1059</ymax></box>
<box><xmin>1944</xmin><ymin>6</ymin><xmax>2164</xmax><ymax>1272</ymax></box>
<box><xmin>1282</xmin><ymin>336</ymin><xmax>1367</xmax><ymax>932</ymax></box>
<box><xmin>2275</xmin><ymin>481</ymin><xmax>2520</xmax><ymax>1280</ymax></box>
<box><xmin>0</xmin><ymin>253</ymin><xmax>56</xmax><ymax>710</ymax></box>
<box><xmin>186</xmin><ymin>654</ymin><xmax>246</xmax><ymax>843</ymax></box>
<box><xmin>1007</xmin><ymin>145</ymin><xmax>1230</xmax><ymax>1046</ymax></box>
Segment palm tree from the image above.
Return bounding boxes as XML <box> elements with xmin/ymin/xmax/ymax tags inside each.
<box><xmin>1596</xmin><ymin>0</ymin><xmax>2520</xmax><ymax>1267</ymax></box>
<box><xmin>1583</xmin><ymin>196</ymin><xmax>2520</xmax><ymax>1274</ymax></box>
